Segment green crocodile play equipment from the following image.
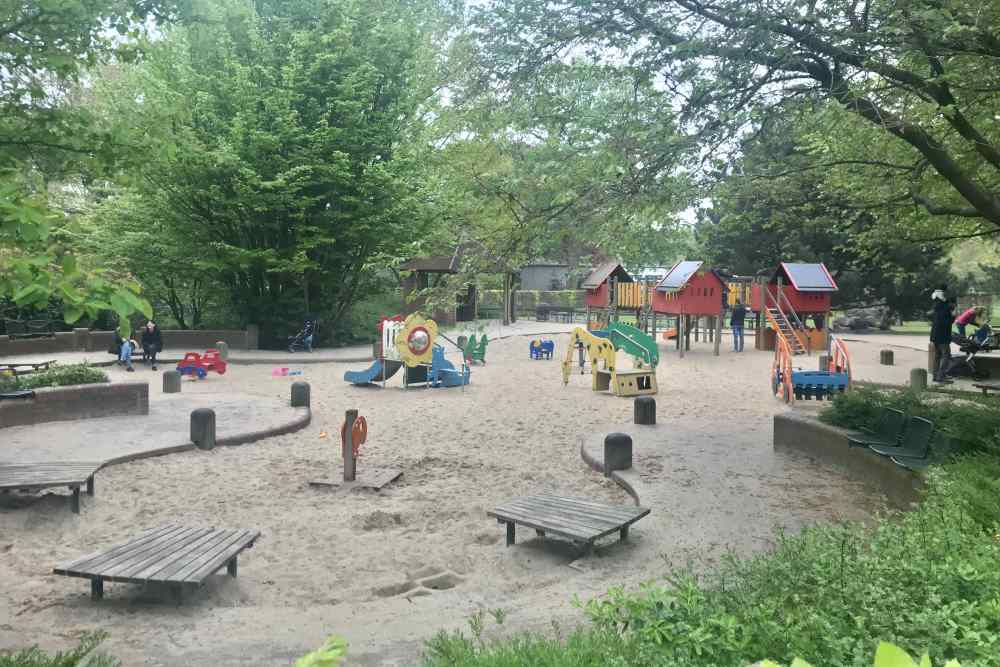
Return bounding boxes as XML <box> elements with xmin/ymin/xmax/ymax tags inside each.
<box><xmin>607</xmin><ymin>321</ymin><xmax>659</xmax><ymax>367</ymax></box>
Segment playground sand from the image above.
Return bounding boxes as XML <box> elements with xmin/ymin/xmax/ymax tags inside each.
<box><xmin>1</xmin><ymin>332</ymin><xmax>891</xmax><ymax>666</ymax></box>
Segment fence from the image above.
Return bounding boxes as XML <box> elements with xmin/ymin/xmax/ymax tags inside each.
<box><xmin>0</xmin><ymin>326</ymin><xmax>259</xmax><ymax>358</ymax></box>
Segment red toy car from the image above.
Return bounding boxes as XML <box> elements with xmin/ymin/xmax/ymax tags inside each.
<box><xmin>176</xmin><ymin>349</ymin><xmax>228</xmax><ymax>379</ymax></box>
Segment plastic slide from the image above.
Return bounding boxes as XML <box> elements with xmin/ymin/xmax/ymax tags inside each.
<box><xmin>429</xmin><ymin>346</ymin><xmax>470</xmax><ymax>387</ymax></box>
<box><xmin>344</xmin><ymin>359</ymin><xmax>403</xmax><ymax>385</ymax></box>
<box><xmin>608</xmin><ymin>321</ymin><xmax>660</xmax><ymax>367</ymax></box>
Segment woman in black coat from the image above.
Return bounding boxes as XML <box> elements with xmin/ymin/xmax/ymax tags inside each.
<box><xmin>140</xmin><ymin>321</ymin><xmax>163</xmax><ymax>370</ymax></box>
<box><xmin>929</xmin><ymin>290</ymin><xmax>954</xmax><ymax>383</ymax></box>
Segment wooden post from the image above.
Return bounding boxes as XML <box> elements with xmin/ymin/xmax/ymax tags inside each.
<box><xmin>927</xmin><ymin>343</ymin><xmax>937</xmax><ymax>373</ymax></box>
<box><xmin>343</xmin><ymin>408</ymin><xmax>358</xmax><ymax>482</ymax></box>
<box><xmin>713</xmin><ymin>311</ymin><xmax>722</xmax><ymax>356</ymax></box>
<box><xmin>685</xmin><ymin>316</ymin><xmax>692</xmax><ymax>351</ymax></box>
<box><xmin>651</xmin><ymin>311</ymin><xmax>657</xmax><ymax>340</ymax></box>
<box><xmin>694</xmin><ymin>318</ymin><xmax>700</xmax><ymax>342</ymax></box>
<box><xmin>910</xmin><ymin>368</ymin><xmax>928</xmax><ymax>391</ymax></box>
<box><xmin>678</xmin><ymin>312</ymin><xmax>685</xmax><ymax>358</ymax></box>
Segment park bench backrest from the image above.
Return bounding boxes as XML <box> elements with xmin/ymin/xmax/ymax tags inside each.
<box><xmin>900</xmin><ymin>416</ymin><xmax>935</xmax><ymax>458</ymax></box>
<box><xmin>4</xmin><ymin>319</ymin><xmax>26</xmax><ymax>336</ymax></box>
<box><xmin>875</xmin><ymin>408</ymin><xmax>906</xmax><ymax>445</ymax></box>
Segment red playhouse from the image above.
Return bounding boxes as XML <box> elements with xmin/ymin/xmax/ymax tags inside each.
<box><xmin>582</xmin><ymin>260</ymin><xmax>634</xmax><ymax>328</ymax></box>
<box><xmin>651</xmin><ymin>260</ymin><xmax>728</xmax><ymax>355</ymax></box>
<box><xmin>750</xmin><ymin>262</ymin><xmax>838</xmax><ymax>354</ymax></box>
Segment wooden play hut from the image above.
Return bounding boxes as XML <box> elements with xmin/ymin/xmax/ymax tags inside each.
<box><xmin>400</xmin><ymin>250</ymin><xmax>477</xmax><ymax>325</ymax></box>
<box><xmin>651</xmin><ymin>260</ymin><xmax>728</xmax><ymax>355</ymax></box>
<box><xmin>582</xmin><ymin>261</ymin><xmax>636</xmax><ymax>328</ymax></box>
<box><xmin>750</xmin><ymin>262</ymin><xmax>838</xmax><ymax>353</ymax></box>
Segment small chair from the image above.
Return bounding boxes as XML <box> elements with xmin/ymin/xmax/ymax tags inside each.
<box><xmin>869</xmin><ymin>416</ymin><xmax>934</xmax><ymax>459</ymax></box>
<box><xmin>848</xmin><ymin>408</ymin><xmax>905</xmax><ymax>449</ymax></box>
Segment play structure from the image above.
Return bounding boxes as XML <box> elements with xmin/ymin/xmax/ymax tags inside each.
<box><xmin>463</xmin><ymin>334</ymin><xmax>488</xmax><ymax>364</ymax></box>
<box><xmin>750</xmin><ymin>263</ymin><xmax>837</xmax><ymax>354</ymax></box>
<box><xmin>772</xmin><ymin>334</ymin><xmax>852</xmax><ymax>403</ymax></box>
<box><xmin>562</xmin><ymin>322</ymin><xmax>658</xmax><ymax>397</ymax></box>
<box><xmin>309</xmin><ymin>409</ymin><xmax>402</xmax><ymax>490</ymax></box>
<box><xmin>344</xmin><ymin>313</ymin><xmax>470</xmax><ymax>388</ymax></box>
<box><xmin>529</xmin><ymin>339</ymin><xmax>554</xmax><ymax>360</ymax></box>
<box><xmin>176</xmin><ymin>349</ymin><xmax>227</xmax><ymax>379</ymax></box>
<box><xmin>652</xmin><ymin>260</ymin><xmax>729</xmax><ymax>356</ymax></box>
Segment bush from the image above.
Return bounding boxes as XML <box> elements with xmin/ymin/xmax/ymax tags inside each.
<box><xmin>0</xmin><ymin>633</ymin><xmax>118</xmax><ymax>667</ymax></box>
<box><xmin>820</xmin><ymin>386</ymin><xmax>1000</xmax><ymax>457</ymax></box>
<box><xmin>0</xmin><ymin>364</ymin><xmax>108</xmax><ymax>392</ymax></box>
<box><xmin>331</xmin><ymin>292</ymin><xmax>405</xmax><ymax>344</ymax></box>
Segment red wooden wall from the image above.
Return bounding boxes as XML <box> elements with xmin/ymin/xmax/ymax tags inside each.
<box><xmin>651</xmin><ymin>271</ymin><xmax>726</xmax><ymax>315</ymax></box>
<box><xmin>750</xmin><ymin>285</ymin><xmax>832</xmax><ymax>313</ymax></box>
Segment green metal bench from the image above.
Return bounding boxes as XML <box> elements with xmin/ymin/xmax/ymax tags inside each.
<box><xmin>847</xmin><ymin>408</ymin><xmax>905</xmax><ymax>449</ymax></box>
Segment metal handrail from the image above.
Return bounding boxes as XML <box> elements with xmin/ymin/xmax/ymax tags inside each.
<box><xmin>762</xmin><ymin>285</ymin><xmax>809</xmax><ymax>354</ymax></box>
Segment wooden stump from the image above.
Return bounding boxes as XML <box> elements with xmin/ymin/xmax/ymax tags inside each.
<box><xmin>818</xmin><ymin>355</ymin><xmax>830</xmax><ymax>372</ymax></box>
<box><xmin>928</xmin><ymin>343</ymin><xmax>938</xmax><ymax>374</ymax></box>
<box><xmin>880</xmin><ymin>349</ymin><xmax>894</xmax><ymax>365</ymax></box>
<box><xmin>291</xmin><ymin>381</ymin><xmax>310</xmax><ymax>408</ymax></box>
<box><xmin>910</xmin><ymin>368</ymin><xmax>928</xmax><ymax>392</ymax></box>
<box><xmin>190</xmin><ymin>408</ymin><xmax>216</xmax><ymax>450</ymax></box>
<box><xmin>163</xmin><ymin>370</ymin><xmax>181</xmax><ymax>394</ymax></box>
<box><xmin>603</xmin><ymin>432</ymin><xmax>632</xmax><ymax>475</ymax></box>
<box><xmin>214</xmin><ymin>341</ymin><xmax>229</xmax><ymax>360</ymax></box>
<box><xmin>634</xmin><ymin>396</ymin><xmax>656</xmax><ymax>425</ymax></box>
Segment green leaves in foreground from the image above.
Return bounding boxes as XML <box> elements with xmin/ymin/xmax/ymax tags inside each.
<box><xmin>295</xmin><ymin>635</ymin><xmax>348</xmax><ymax>667</ymax></box>
<box><xmin>761</xmin><ymin>642</ymin><xmax>962</xmax><ymax>667</ymax></box>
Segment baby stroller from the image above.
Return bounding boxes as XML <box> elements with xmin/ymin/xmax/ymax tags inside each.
<box><xmin>288</xmin><ymin>318</ymin><xmax>316</xmax><ymax>352</ymax></box>
<box><xmin>946</xmin><ymin>322</ymin><xmax>996</xmax><ymax>380</ymax></box>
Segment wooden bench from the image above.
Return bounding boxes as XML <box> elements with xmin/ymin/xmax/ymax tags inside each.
<box><xmin>488</xmin><ymin>494</ymin><xmax>650</xmax><ymax>553</ymax></box>
<box><xmin>4</xmin><ymin>319</ymin><xmax>55</xmax><ymax>340</ymax></box>
<box><xmin>0</xmin><ymin>462</ymin><xmax>103</xmax><ymax>514</ymax></box>
<box><xmin>973</xmin><ymin>382</ymin><xmax>1000</xmax><ymax>396</ymax></box>
<box><xmin>0</xmin><ymin>359</ymin><xmax>56</xmax><ymax>377</ymax></box>
<box><xmin>54</xmin><ymin>524</ymin><xmax>261</xmax><ymax>600</ymax></box>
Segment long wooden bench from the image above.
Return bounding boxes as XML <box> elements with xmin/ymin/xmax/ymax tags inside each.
<box><xmin>54</xmin><ymin>524</ymin><xmax>260</xmax><ymax>600</ymax></box>
<box><xmin>0</xmin><ymin>359</ymin><xmax>56</xmax><ymax>377</ymax></box>
<box><xmin>0</xmin><ymin>462</ymin><xmax>103</xmax><ymax>513</ymax></box>
<box><xmin>488</xmin><ymin>494</ymin><xmax>650</xmax><ymax>553</ymax></box>
<box><xmin>973</xmin><ymin>382</ymin><xmax>1000</xmax><ymax>396</ymax></box>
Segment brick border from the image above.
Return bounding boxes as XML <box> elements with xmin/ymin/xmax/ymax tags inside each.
<box><xmin>0</xmin><ymin>382</ymin><xmax>149</xmax><ymax>429</ymax></box>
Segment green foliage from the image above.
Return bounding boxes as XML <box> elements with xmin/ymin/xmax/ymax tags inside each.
<box><xmin>1</xmin><ymin>365</ymin><xmax>109</xmax><ymax>392</ymax></box>
<box><xmin>820</xmin><ymin>386</ymin><xmax>1000</xmax><ymax>457</ymax></box>
<box><xmin>762</xmin><ymin>643</ymin><xmax>962</xmax><ymax>667</ymax></box>
<box><xmin>88</xmin><ymin>0</ymin><xmax>448</xmax><ymax>343</ymax></box>
<box><xmin>0</xmin><ymin>632</ymin><xmax>119</xmax><ymax>667</ymax></box>
<box><xmin>335</xmin><ymin>291</ymin><xmax>405</xmax><ymax>343</ymax></box>
<box><xmin>295</xmin><ymin>635</ymin><xmax>348</xmax><ymax>667</ymax></box>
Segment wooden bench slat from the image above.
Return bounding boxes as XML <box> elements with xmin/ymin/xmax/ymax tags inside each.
<box><xmin>489</xmin><ymin>505</ymin><xmax>606</xmax><ymax>538</ymax></box>
<box><xmin>99</xmin><ymin>527</ymin><xmax>212</xmax><ymax>579</ymax></box>
<box><xmin>56</xmin><ymin>525</ymin><xmax>189</xmax><ymax>575</ymax></box>
<box><xmin>515</xmin><ymin>496</ymin><xmax>643</xmax><ymax>524</ymax></box>
<box><xmin>108</xmin><ymin>528</ymin><xmax>220</xmax><ymax>580</ymax></box>
<box><xmin>499</xmin><ymin>496</ymin><xmax>642</xmax><ymax>529</ymax></box>
<box><xmin>486</xmin><ymin>510</ymin><xmax>596</xmax><ymax>541</ymax></box>
<box><xmin>143</xmin><ymin>529</ymin><xmax>243</xmax><ymax>582</ymax></box>
<box><xmin>55</xmin><ymin>525</ymin><xmax>182</xmax><ymax>574</ymax></box>
<box><xmin>179</xmin><ymin>529</ymin><xmax>259</xmax><ymax>583</ymax></box>
<box><xmin>496</xmin><ymin>500</ymin><xmax>618</xmax><ymax>533</ymax></box>
<box><xmin>534</xmin><ymin>494</ymin><xmax>647</xmax><ymax>520</ymax></box>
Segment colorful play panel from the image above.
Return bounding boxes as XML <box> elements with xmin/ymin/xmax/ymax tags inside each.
<box><xmin>344</xmin><ymin>313</ymin><xmax>470</xmax><ymax>389</ymax></box>
<box><xmin>562</xmin><ymin>323</ymin><xmax>658</xmax><ymax>397</ymax></box>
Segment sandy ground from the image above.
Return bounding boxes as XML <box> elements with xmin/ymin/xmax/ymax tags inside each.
<box><xmin>1</xmin><ymin>332</ymin><xmax>910</xmax><ymax>666</ymax></box>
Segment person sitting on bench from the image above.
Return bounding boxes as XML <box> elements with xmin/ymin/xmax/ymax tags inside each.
<box><xmin>111</xmin><ymin>332</ymin><xmax>135</xmax><ymax>372</ymax></box>
<box><xmin>141</xmin><ymin>320</ymin><xmax>163</xmax><ymax>371</ymax></box>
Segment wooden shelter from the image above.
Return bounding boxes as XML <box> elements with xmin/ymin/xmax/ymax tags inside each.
<box><xmin>400</xmin><ymin>250</ymin><xmax>476</xmax><ymax>324</ymax></box>
<box><xmin>651</xmin><ymin>260</ymin><xmax>728</xmax><ymax>357</ymax></box>
<box><xmin>750</xmin><ymin>262</ymin><xmax>839</xmax><ymax>353</ymax></box>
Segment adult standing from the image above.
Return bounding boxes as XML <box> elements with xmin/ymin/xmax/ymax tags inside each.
<box><xmin>930</xmin><ymin>287</ymin><xmax>954</xmax><ymax>384</ymax></box>
<box><xmin>730</xmin><ymin>299</ymin><xmax>747</xmax><ymax>352</ymax></box>
<box><xmin>140</xmin><ymin>320</ymin><xmax>163</xmax><ymax>371</ymax></box>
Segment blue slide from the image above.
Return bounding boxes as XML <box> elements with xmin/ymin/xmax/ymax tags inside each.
<box><xmin>429</xmin><ymin>346</ymin><xmax>470</xmax><ymax>387</ymax></box>
<box><xmin>344</xmin><ymin>359</ymin><xmax>403</xmax><ymax>385</ymax></box>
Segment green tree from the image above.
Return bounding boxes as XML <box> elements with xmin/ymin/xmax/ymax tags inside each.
<box><xmin>696</xmin><ymin>112</ymin><xmax>954</xmax><ymax>321</ymax></box>
<box><xmin>91</xmin><ymin>0</ymin><xmax>448</xmax><ymax>342</ymax></box>
<box><xmin>473</xmin><ymin>0</ymin><xmax>1000</xmax><ymax>231</ymax></box>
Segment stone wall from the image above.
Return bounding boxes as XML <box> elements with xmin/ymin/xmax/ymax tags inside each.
<box><xmin>773</xmin><ymin>412</ymin><xmax>924</xmax><ymax>509</ymax></box>
<box><xmin>0</xmin><ymin>327</ymin><xmax>257</xmax><ymax>357</ymax></box>
<box><xmin>0</xmin><ymin>381</ymin><xmax>149</xmax><ymax>428</ymax></box>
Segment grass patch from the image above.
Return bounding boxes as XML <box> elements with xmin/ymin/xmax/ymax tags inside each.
<box><xmin>0</xmin><ymin>633</ymin><xmax>118</xmax><ymax>667</ymax></box>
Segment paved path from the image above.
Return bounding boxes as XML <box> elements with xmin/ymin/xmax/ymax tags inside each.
<box><xmin>0</xmin><ymin>392</ymin><xmax>309</xmax><ymax>465</ymax></box>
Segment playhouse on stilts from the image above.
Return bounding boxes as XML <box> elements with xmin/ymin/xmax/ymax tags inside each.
<box><xmin>651</xmin><ymin>260</ymin><xmax>728</xmax><ymax>357</ymax></box>
<box><xmin>747</xmin><ymin>262</ymin><xmax>851</xmax><ymax>402</ymax></box>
